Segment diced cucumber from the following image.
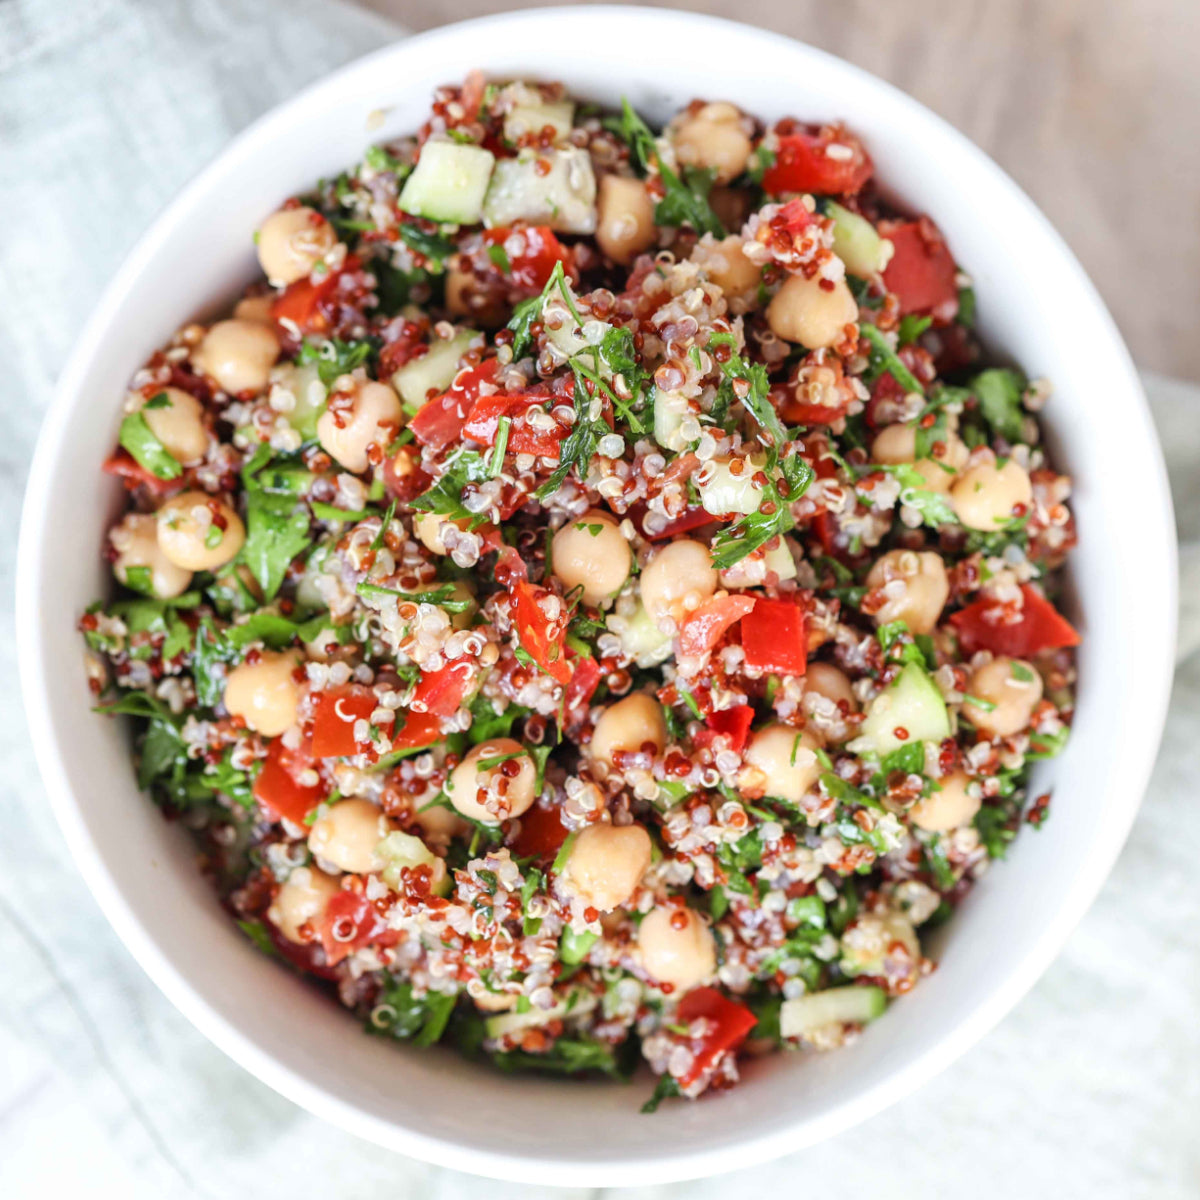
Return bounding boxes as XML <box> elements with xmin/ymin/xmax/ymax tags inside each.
<box><xmin>377</xmin><ymin>830</ymin><xmax>450</xmax><ymax>896</ymax></box>
<box><xmin>391</xmin><ymin>328</ymin><xmax>480</xmax><ymax>412</ymax></box>
<box><xmin>763</xmin><ymin>539</ymin><xmax>797</xmax><ymax>582</ymax></box>
<box><xmin>270</xmin><ymin>362</ymin><xmax>326</xmax><ymax>440</ymax></box>
<box><xmin>653</xmin><ymin>388</ymin><xmax>690</xmax><ymax>451</ymax></box>
<box><xmin>482</xmin><ymin>147</ymin><xmax>597</xmax><ymax>235</ymax></box>
<box><xmin>854</xmin><ymin>661</ymin><xmax>950</xmax><ymax>756</ymax></box>
<box><xmin>294</xmin><ymin>542</ymin><xmax>333</xmax><ymax>612</ymax></box>
<box><xmin>699</xmin><ymin>456</ymin><xmax>767</xmax><ymax>517</ymax></box>
<box><xmin>779</xmin><ymin>985</ymin><xmax>887</xmax><ymax>1039</ymax></box>
<box><xmin>398</xmin><ymin>139</ymin><xmax>495</xmax><ymax>224</ymax></box>
<box><xmin>828</xmin><ymin>202</ymin><xmax>893</xmax><ymax>277</ymax></box>
<box><xmin>484</xmin><ymin>991</ymin><xmax>597</xmax><ymax>1039</ymax></box>
<box><xmin>607</xmin><ymin>599</ymin><xmax>673</xmax><ymax>668</ymax></box>
<box><xmin>559</xmin><ymin>927</ymin><xmax>598</xmax><ymax>965</ymax></box>
<box><xmin>504</xmin><ymin>100</ymin><xmax>575</xmax><ymax>146</ymax></box>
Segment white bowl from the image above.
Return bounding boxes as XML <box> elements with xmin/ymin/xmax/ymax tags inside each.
<box><xmin>17</xmin><ymin>6</ymin><xmax>1177</xmax><ymax>1186</ymax></box>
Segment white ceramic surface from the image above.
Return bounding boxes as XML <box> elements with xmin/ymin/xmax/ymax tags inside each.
<box><xmin>16</xmin><ymin>7</ymin><xmax>1177</xmax><ymax>1187</ymax></box>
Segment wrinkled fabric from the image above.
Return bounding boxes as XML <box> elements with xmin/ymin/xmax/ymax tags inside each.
<box><xmin>1</xmin><ymin>2</ymin><xmax>1198</xmax><ymax>1198</ymax></box>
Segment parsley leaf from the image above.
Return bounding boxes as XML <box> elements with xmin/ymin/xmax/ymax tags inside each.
<box><xmin>861</xmin><ymin>324</ymin><xmax>924</xmax><ymax>395</ymax></box>
<box><xmin>118</xmin><ymin>407</ymin><xmax>182</xmax><ymax>480</ymax></box>
<box><xmin>295</xmin><ymin>337</ymin><xmax>374</xmax><ymax>387</ymax></box>
<box><xmin>240</xmin><ymin>455</ymin><xmax>314</xmax><ymax>602</ymax></box>
<box><xmin>368</xmin><ymin>979</ymin><xmax>457</xmax><ymax>1047</ymax></box>
<box><xmin>973</xmin><ymin>368</ymin><xmax>1027</xmax><ymax>444</ymax></box>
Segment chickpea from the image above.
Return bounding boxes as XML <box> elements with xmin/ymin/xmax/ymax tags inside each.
<box><xmin>595</xmin><ymin>175</ymin><xmax>656</xmax><ymax>265</ymax></box>
<box><xmin>223</xmin><ymin>650</ymin><xmax>303</xmax><ymax>736</ymax></box>
<box><xmin>801</xmin><ymin>662</ymin><xmax>859</xmax><ymax>745</ymax></box>
<box><xmin>268</xmin><ymin>866</ymin><xmax>341</xmax><ymax>945</ymax></box>
<box><xmin>640</xmin><ymin>538</ymin><xmax>718</xmax><ymax>625</ymax></box>
<box><xmin>909</xmin><ymin>771</ymin><xmax>981</xmax><ymax>833</ymax></box>
<box><xmin>307</xmin><ymin>798</ymin><xmax>392</xmax><ymax>873</ymax></box>
<box><xmin>109</xmin><ymin>512</ymin><xmax>193</xmax><ymax>599</ymax></box>
<box><xmin>552</xmin><ymin>509</ymin><xmax>632</xmax><ymax>606</ymax></box>
<box><xmin>446</xmin><ymin>738</ymin><xmax>537</xmax><ymax>824</ymax></box>
<box><xmin>156</xmin><ymin>490</ymin><xmax>245</xmax><ymax>571</ymax></box>
<box><xmin>767</xmin><ymin>273</ymin><xmax>859</xmax><ymax>350</ymax></box>
<box><xmin>136</xmin><ymin>387</ymin><xmax>209</xmax><ymax>466</ymax></box>
<box><xmin>697</xmin><ymin>235</ymin><xmax>761</xmax><ymax>299</ymax></box>
<box><xmin>638</xmin><ymin>905</ymin><xmax>717</xmax><ymax>991</ymax></box>
<box><xmin>864</xmin><ymin>549</ymin><xmax>949</xmax><ymax>636</ymax></box>
<box><xmin>950</xmin><ymin>458</ymin><xmax>1033</xmax><ymax>531</ymax></box>
<box><xmin>562</xmin><ymin>823</ymin><xmax>653</xmax><ymax>912</ymax></box>
<box><xmin>413</xmin><ymin>510</ymin><xmax>470</xmax><ymax>557</ymax></box>
<box><xmin>589</xmin><ymin>692</ymin><xmax>667</xmax><ymax>771</ymax></box>
<box><xmin>233</xmin><ymin>294</ymin><xmax>275</xmax><ymax>324</ymax></box>
<box><xmin>671</xmin><ymin>102</ymin><xmax>752</xmax><ymax>185</ymax></box>
<box><xmin>962</xmin><ymin>656</ymin><xmax>1044</xmax><ymax>738</ymax></box>
<box><xmin>192</xmin><ymin>318</ymin><xmax>280</xmax><ymax>395</ymax></box>
<box><xmin>317</xmin><ymin>380</ymin><xmax>403</xmax><ymax>474</ymax></box>
<box><xmin>256</xmin><ymin>205</ymin><xmax>337</xmax><ymax>286</ymax></box>
<box><xmin>871</xmin><ymin>423</ymin><xmax>968</xmax><ymax>494</ymax></box>
<box><xmin>743</xmin><ymin>724</ymin><xmax>821</xmax><ymax>803</ymax></box>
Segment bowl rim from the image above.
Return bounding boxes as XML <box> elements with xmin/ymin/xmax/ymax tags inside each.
<box><xmin>16</xmin><ymin>5</ymin><xmax>1178</xmax><ymax>1185</ymax></box>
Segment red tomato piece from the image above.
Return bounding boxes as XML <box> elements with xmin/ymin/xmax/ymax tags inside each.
<box><xmin>409</xmin><ymin>359</ymin><xmax>500</xmax><ymax>450</ymax></box>
<box><xmin>881</xmin><ymin>220</ymin><xmax>959</xmax><ymax>317</ymax></box>
<box><xmin>391</xmin><ymin>709</ymin><xmax>442</xmax><ymax>752</ymax></box>
<box><xmin>253</xmin><ymin>738</ymin><xmax>324</xmax><ymax>825</ymax></box>
<box><xmin>462</xmin><ymin>390</ymin><xmax>564</xmax><ymax>460</ymax></box>
<box><xmin>482</xmin><ymin>226</ymin><xmax>571</xmax><ymax>291</ymax></box>
<box><xmin>319</xmin><ymin>888</ymin><xmax>390</xmax><ymax>967</ymax></box>
<box><xmin>411</xmin><ymin>659</ymin><xmax>476</xmax><ymax>718</ymax></box>
<box><xmin>703</xmin><ymin>704</ymin><xmax>755</xmax><ymax>753</ymax></box>
<box><xmin>950</xmin><ymin>585</ymin><xmax>1080</xmax><ymax>657</ymax></box>
<box><xmin>270</xmin><ymin>255</ymin><xmax>358</xmax><ymax>333</ymax></box>
<box><xmin>310</xmin><ymin>686</ymin><xmax>383</xmax><ymax>759</ymax></box>
<box><xmin>508</xmin><ymin>801</ymin><xmax>570</xmax><ymax>862</ymax></box>
<box><xmin>564</xmin><ymin>654</ymin><xmax>602</xmax><ymax>715</ymax></box>
<box><xmin>771</xmin><ymin>197</ymin><xmax>815</xmax><ymax>238</ymax></box>
<box><xmin>762</xmin><ymin>131</ymin><xmax>873</xmax><ymax>196</ymax></box>
<box><xmin>676</xmin><ymin>987</ymin><xmax>759</xmax><ymax>1087</ymax></box>
<box><xmin>102</xmin><ymin>451</ymin><xmax>179</xmax><ymax>496</ymax></box>
<box><xmin>512</xmin><ymin>581</ymin><xmax>572</xmax><ymax>684</ymax></box>
<box><xmin>678</xmin><ymin>594</ymin><xmax>758</xmax><ymax>658</ymax></box>
<box><xmin>742</xmin><ymin>598</ymin><xmax>807</xmax><ymax>675</ymax></box>
<box><xmin>639</xmin><ymin>506</ymin><xmax>715</xmax><ymax>542</ymax></box>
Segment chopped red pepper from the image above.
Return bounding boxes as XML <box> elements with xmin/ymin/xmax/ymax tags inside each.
<box><xmin>511</xmin><ymin>580</ymin><xmax>572</xmax><ymax>685</ymax></box>
<box><xmin>409</xmin><ymin>359</ymin><xmax>499</xmax><ymax>450</ymax></box>
<box><xmin>762</xmin><ymin>130</ymin><xmax>873</xmax><ymax>196</ymax></box>
<box><xmin>310</xmin><ymin>686</ymin><xmax>385</xmax><ymax>759</ymax></box>
<box><xmin>702</xmin><ymin>704</ymin><xmax>755</xmax><ymax>753</ymax></box>
<box><xmin>508</xmin><ymin>801</ymin><xmax>570</xmax><ymax>862</ymax></box>
<box><xmin>462</xmin><ymin>389</ymin><xmax>565</xmax><ymax>460</ymax></box>
<box><xmin>390</xmin><ymin>709</ymin><xmax>442</xmax><ymax>752</ymax></box>
<box><xmin>319</xmin><ymin>887</ymin><xmax>392</xmax><ymax>967</ymax></box>
<box><xmin>950</xmin><ymin>585</ymin><xmax>1080</xmax><ymax>657</ymax></box>
<box><xmin>482</xmin><ymin>226</ymin><xmax>571</xmax><ymax>291</ymax></box>
<box><xmin>675</xmin><ymin>987</ymin><xmax>759</xmax><ymax>1086</ymax></box>
<box><xmin>678</xmin><ymin>594</ymin><xmax>757</xmax><ymax>658</ymax></box>
<box><xmin>410</xmin><ymin>659</ymin><xmax>476</xmax><ymax>718</ymax></box>
<box><xmin>881</xmin><ymin>219</ymin><xmax>959</xmax><ymax>317</ymax></box>
<box><xmin>253</xmin><ymin>738</ymin><xmax>324</xmax><ymax>825</ymax></box>
<box><xmin>741</xmin><ymin>598</ymin><xmax>807</xmax><ymax>676</ymax></box>
<box><xmin>271</xmin><ymin>255</ymin><xmax>359</xmax><ymax>333</ymax></box>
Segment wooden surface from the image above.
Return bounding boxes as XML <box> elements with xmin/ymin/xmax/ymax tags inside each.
<box><xmin>355</xmin><ymin>0</ymin><xmax>1200</xmax><ymax>382</ymax></box>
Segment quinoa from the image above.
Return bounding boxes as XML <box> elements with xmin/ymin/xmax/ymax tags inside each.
<box><xmin>83</xmin><ymin>78</ymin><xmax>1078</xmax><ymax>1112</ymax></box>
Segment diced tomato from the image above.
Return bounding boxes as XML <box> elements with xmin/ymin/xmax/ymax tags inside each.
<box><xmin>639</xmin><ymin>505</ymin><xmax>715</xmax><ymax>542</ymax></box>
<box><xmin>409</xmin><ymin>359</ymin><xmax>499</xmax><ymax>451</ymax></box>
<box><xmin>253</xmin><ymin>738</ymin><xmax>324</xmax><ymax>825</ymax></box>
<box><xmin>774</xmin><ymin>379</ymin><xmax>850</xmax><ymax>427</ymax></box>
<box><xmin>809</xmin><ymin>509</ymin><xmax>840</xmax><ymax>555</ymax></box>
<box><xmin>462</xmin><ymin>390</ymin><xmax>564</xmax><ymax>460</ymax></box>
<box><xmin>564</xmin><ymin>654</ymin><xmax>602</xmax><ymax>715</ymax></box>
<box><xmin>881</xmin><ymin>219</ymin><xmax>959</xmax><ymax>318</ymax></box>
<box><xmin>864</xmin><ymin>371</ymin><xmax>909</xmax><ymax>429</ymax></box>
<box><xmin>771</xmin><ymin>197</ymin><xmax>814</xmax><ymax>238</ymax></box>
<box><xmin>702</xmin><ymin>704</ymin><xmax>755</xmax><ymax>754</ymax></box>
<box><xmin>512</xmin><ymin>580</ymin><xmax>572</xmax><ymax>684</ymax></box>
<box><xmin>762</xmin><ymin>131</ymin><xmax>873</xmax><ymax>196</ymax></box>
<box><xmin>318</xmin><ymin>887</ymin><xmax>392</xmax><ymax>967</ymax></box>
<box><xmin>950</xmin><ymin>585</ymin><xmax>1080</xmax><ymax>657</ymax></box>
<box><xmin>678</xmin><ymin>595</ymin><xmax>757</xmax><ymax>658</ymax></box>
<box><xmin>742</xmin><ymin>598</ymin><xmax>807</xmax><ymax>675</ymax></box>
<box><xmin>102</xmin><ymin>451</ymin><xmax>179</xmax><ymax>496</ymax></box>
<box><xmin>508</xmin><ymin>801</ymin><xmax>570</xmax><ymax>862</ymax></box>
<box><xmin>675</xmin><ymin>987</ymin><xmax>759</xmax><ymax>1087</ymax></box>
<box><xmin>410</xmin><ymin>659</ymin><xmax>476</xmax><ymax>718</ymax></box>
<box><xmin>390</xmin><ymin>709</ymin><xmax>442</xmax><ymax>752</ymax></box>
<box><xmin>271</xmin><ymin>255</ymin><xmax>359</xmax><ymax>333</ymax></box>
<box><xmin>310</xmin><ymin>686</ymin><xmax>386</xmax><ymax>759</ymax></box>
<box><xmin>482</xmin><ymin>226</ymin><xmax>571</xmax><ymax>291</ymax></box>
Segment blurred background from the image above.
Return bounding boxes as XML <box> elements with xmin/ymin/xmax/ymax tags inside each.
<box><xmin>1</xmin><ymin>2</ymin><xmax>1198</xmax><ymax>1199</ymax></box>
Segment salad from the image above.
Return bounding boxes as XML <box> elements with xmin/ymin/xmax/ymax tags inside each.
<box><xmin>82</xmin><ymin>76</ymin><xmax>1080</xmax><ymax>1110</ymax></box>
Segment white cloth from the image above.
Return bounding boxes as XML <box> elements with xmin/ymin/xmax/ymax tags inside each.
<box><xmin>2</xmin><ymin>2</ymin><xmax>1198</xmax><ymax>1197</ymax></box>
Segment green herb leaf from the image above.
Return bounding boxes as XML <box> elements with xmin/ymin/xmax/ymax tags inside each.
<box><xmin>973</xmin><ymin>368</ymin><xmax>1027</xmax><ymax>444</ymax></box>
<box><xmin>118</xmin><ymin>409</ymin><xmax>182</xmax><ymax>480</ymax></box>
<box><xmin>861</xmin><ymin>324</ymin><xmax>924</xmax><ymax>396</ymax></box>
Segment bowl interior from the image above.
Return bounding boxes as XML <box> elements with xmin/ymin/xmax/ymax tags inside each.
<box><xmin>17</xmin><ymin>7</ymin><xmax>1176</xmax><ymax>1187</ymax></box>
